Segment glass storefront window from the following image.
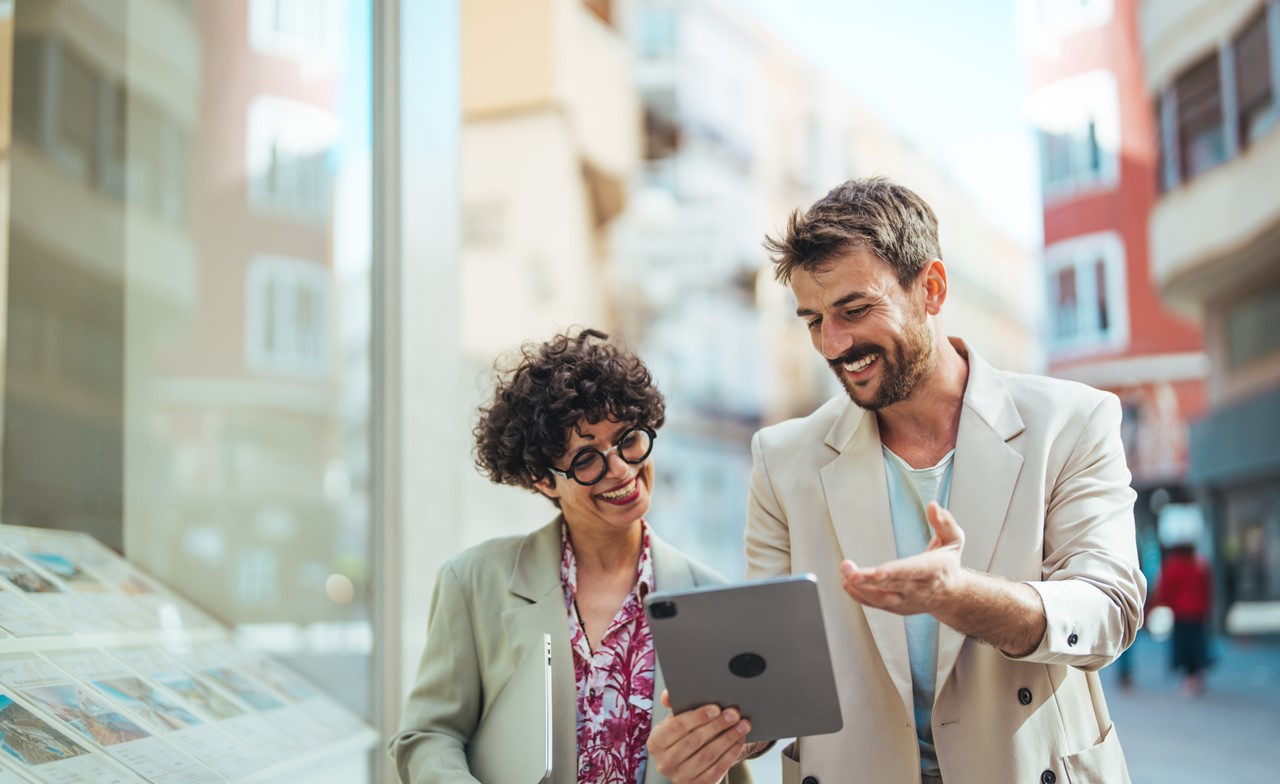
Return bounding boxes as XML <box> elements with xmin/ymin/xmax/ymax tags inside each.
<box><xmin>1</xmin><ymin>0</ymin><xmax>378</xmax><ymax>780</ymax></box>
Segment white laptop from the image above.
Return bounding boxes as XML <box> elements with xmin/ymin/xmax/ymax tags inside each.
<box><xmin>468</xmin><ymin>633</ymin><xmax>553</xmax><ymax>783</ymax></box>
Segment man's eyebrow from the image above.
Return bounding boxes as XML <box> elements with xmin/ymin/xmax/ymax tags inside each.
<box><xmin>795</xmin><ymin>290</ymin><xmax>869</xmax><ymax>318</ymax></box>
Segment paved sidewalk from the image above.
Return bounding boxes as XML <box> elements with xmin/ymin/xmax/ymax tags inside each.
<box><xmin>1106</xmin><ymin>632</ymin><xmax>1280</xmax><ymax>783</ymax></box>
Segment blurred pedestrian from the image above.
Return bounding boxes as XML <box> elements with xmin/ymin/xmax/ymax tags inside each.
<box><xmin>1150</xmin><ymin>541</ymin><xmax>1213</xmax><ymax>695</ymax></box>
<box><xmin>1116</xmin><ymin>524</ymin><xmax>1162</xmax><ymax>690</ymax></box>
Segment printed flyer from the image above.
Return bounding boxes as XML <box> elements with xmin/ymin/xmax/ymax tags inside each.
<box><xmin>0</xmin><ymin>691</ymin><xmax>142</xmax><ymax>784</ymax></box>
<box><xmin>45</xmin><ymin>650</ymin><xmax>269</xmax><ymax>781</ymax></box>
<box><xmin>0</xmin><ymin>654</ymin><xmax>222</xmax><ymax>784</ymax></box>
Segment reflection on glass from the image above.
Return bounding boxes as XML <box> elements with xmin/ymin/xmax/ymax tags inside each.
<box><xmin>3</xmin><ymin>0</ymin><xmax>371</xmax><ymax>777</ymax></box>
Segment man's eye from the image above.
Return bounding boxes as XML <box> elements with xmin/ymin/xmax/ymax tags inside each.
<box><xmin>845</xmin><ymin>307</ymin><xmax>869</xmax><ymax>319</ymax></box>
<box><xmin>806</xmin><ymin>318</ymin><xmax>821</xmax><ymax>330</ymax></box>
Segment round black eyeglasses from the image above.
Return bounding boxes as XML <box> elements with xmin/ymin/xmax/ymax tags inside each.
<box><xmin>546</xmin><ymin>426</ymin><xmax>656</xmax><ymax>487</ymax></box>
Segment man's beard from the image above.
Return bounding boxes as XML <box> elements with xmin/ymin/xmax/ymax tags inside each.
<box><xmin>829</xmin><ymin>317</ymin><xmax>935</xmax><ymax>410</ymax></box>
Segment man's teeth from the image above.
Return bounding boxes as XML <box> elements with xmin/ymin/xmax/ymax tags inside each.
<box><xmin>843</xmin><ymin>354</ymin><xmax>877</xmax><ymax>373</ymax></box>
<box><xmin>599</xmin><ymin>478</ymin><xmax>637</xmax><ymax>500</ymax></box>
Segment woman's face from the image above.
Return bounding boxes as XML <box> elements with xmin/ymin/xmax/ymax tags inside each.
<box><xmin>534</xmin><ymin>417</ymin><xmax>654</xmax><ymax>536</ymax></box>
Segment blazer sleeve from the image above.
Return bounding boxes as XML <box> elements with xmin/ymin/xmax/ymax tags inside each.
<box><xmin>744</xmin><ymin>431</ymin><xmax>793</xmax><ymax>581</ymax></box>
<box><xmin>1017</xmin><ymin>394</ymin><xmax>1147</xmax><ymax>670</ymax></box>
<box><xmin>388</xmin><ymin>562</ymin><xmax>483</xmax><ymax>783</ymax></box>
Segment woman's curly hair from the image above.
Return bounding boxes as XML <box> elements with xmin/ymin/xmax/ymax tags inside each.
<box><xmin>473</xmin><ymin>328</ymin><xmax>665</xmax><ymax>491</ymax></box>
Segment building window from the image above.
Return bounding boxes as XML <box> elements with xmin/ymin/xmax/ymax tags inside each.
<box><xmin>52</xmin><ymin>42</ymin><xmax>98</xmax><ymax>182</ymax></box>
<box><xmin>246</xmin><ymin>256</ymin><xmax>331</xmax><ymax>376</ymax></box>
<box><xmin>248</xmin><ymin>0</ymin><xmax>339</xmax><ymax>62</ymax></box>
<box><xmin>1045</xmin><ymin>231</ymin><xmax>1127</xmax><ymax>355</ymax></box>
<box><xmin>1027</xmin><ymin>70</ymin><xmax>1120</xmax><ymax>200</ymax></box>
<box><xmin>11</xmin><ymin>37</ymin><xmax>45</xmax><ymax>146</ymax></box>
<box><xmin>1234</xmin><ymin>9</ymin><xmax>1276</xmax><ymax>148</ymax></box>
<box><xmin>246</xmin><ymin>96</ymin><xmax>336</xmax><ymax>221</ymax></box>
<box><xmin>1175</xmin><ymin>53</ymin><xmax>1228</xmax><ymax>178</ymax></box>
<box><xmin>642</xmin><ymin>88</ymin><xmax>681</xmax><ymax>160</ymax></box>
<box><xmin>10</xmin><ymin>34</ymin><xmax>185</xmax><ymax>222</ymax></box>
<box><xmin>462</xmin><ymin>201</ymin><xmax>506</xmax><ymax>248</ymax></box>
<box><xmin>636</xmin><ymin>6</ymin><xmax>676</xmax><ymax>59</ymax></box>
<box><xmin>1031</xmin><ymin>0</ymin><xmax>1113</xmax><ymax>38</ymax></box>
<box><xmin>1226</xmin><ymin>281</ymin><xmax>1280</xmax><ymax>369</ymax></box>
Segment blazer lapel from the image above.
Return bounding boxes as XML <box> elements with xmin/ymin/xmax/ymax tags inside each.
<box><xmin>820</xmin><ymin>402</ymin><xmax>914</xmax><ymax>724</ymax></box>
<box><xmin>645</xmin><ymin>534</ymin><xmax>697</xmax><ymax>784</ymax></box>
<box><xmin>501</xmin><ymin>517</ymin><xmax>578</xmax><ymax>784</ymax></box>
<box><xmin>935</xmin><ymin>345</ymin><xmax>1025</xmax><ymax>697</ymax></box>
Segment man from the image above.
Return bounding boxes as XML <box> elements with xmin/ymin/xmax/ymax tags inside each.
<box><xmin>648</xmin><ymin>178</ymin><xmax>1145</xmax><ymax>784</ymax></box>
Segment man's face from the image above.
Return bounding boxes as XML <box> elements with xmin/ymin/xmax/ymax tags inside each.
<box><xmin>792</xmin><ymin>248</ymin><xmax>936</xmax><ymax>410</ymax></box>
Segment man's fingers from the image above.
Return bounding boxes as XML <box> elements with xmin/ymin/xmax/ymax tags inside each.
<box><xmin>842</xmin><ymin>580</ymin><xmax>899</xmax><ymax>608</ymax></box>
<box><xmin>661</xmin><ymin>689</ymin><xmax>671</xmax><ymax>710</ymax></box>
<box><xmin>926</xmin><ymin>502</ymin><xmax>964</xmax><ymax>546</ymax></box>
<box><xmin>840</xmin><ymin>559</ymin><xmax>877</xmax><ymax>582</ymax></box>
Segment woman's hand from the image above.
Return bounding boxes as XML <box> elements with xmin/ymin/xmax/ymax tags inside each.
<box><xmin>647</xmin><ymin>690</ymin><xmax>750</xmax><ymax>784</ymax></box>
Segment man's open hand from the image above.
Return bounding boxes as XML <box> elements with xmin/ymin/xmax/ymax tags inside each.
<box><xmin>839</xmin><ymin>501</ymin><xmax>967</xmax><ymax>616</ymax></box>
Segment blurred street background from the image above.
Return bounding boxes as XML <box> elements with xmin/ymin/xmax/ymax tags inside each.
<box><xmin>1</xmin><ymin>0</ymin><xmax>1278</xmax><ymax>781</ymax></box>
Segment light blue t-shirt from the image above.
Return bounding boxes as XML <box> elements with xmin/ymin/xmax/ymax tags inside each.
<box><xmin>882</xmin><ymin>445</ymin><xmax>954</xmax><ymax>779</ymax></box>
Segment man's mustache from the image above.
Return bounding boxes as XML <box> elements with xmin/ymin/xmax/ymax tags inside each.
<box><xmin>829</xmin><ymin>344</ymin><xmax>883</xmax><ymax>369</ymax></box>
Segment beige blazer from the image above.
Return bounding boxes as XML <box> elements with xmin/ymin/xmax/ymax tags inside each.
<box><xmin>389</xmin><ymin>517</ymin><xmax>753</xmax><ymax>784</ymax></box>
<box><xmin>746</xmin><ymin>341</ymin><xmax>1145</xmax><ymax>784</ymax></box>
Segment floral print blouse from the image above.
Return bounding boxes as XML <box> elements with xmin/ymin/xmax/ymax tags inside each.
<box><xmin>561</xmin><ymin>522</ymin><xmax>657</xmax><ymax>783</ymax></box>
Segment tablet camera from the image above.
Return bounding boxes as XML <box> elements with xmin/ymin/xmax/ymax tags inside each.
<box><xmin>649</xmin><ymin>600</ymin><xmax>677</xmax><ymax>619</ymax></box>
<box><xmin>728</xmin><ymin>652</ymin><xmax>767</xmax><ymax>678</ymax></box>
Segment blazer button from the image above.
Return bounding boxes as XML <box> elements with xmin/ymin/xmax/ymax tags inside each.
<box><xmin>1041</xmin><ymin>770</ymin><xmax>1057</xmax><ymax>784</ymax></box>
<box><xmin>1067</xmin><ymin>632</ymin><xmax>1079</xmax><ymax>646</ymax></box>
<box><xmin>1018</xmin><ymin>687</ymin><xmax>1033</xmax><ymax>705</ymax></box>
<box><xmin>802</xmin><ymin>778</ymin><xmax>819</xmax><ymax>784</ymax></box>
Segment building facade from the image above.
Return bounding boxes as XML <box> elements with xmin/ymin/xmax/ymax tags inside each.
<box><xmin>1140</xmin><ymin>0</ymin><xmax>1280</xmax><ymax>632</ymax></box>
<box><xmin>611</xmin><ymin>0</ymin><xmax>1041</xmax><ymax>578</ymax></box>
<box><xmin>1023</xmin><ymin>0</ymin><xmax>1209</xmax><ymax>560</ymax></box>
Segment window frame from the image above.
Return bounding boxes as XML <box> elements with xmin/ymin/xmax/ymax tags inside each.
<box><xmin>1043</xmin><ymin>231</ymin><xmax>1129</xmax><ymax>358</ymax></box>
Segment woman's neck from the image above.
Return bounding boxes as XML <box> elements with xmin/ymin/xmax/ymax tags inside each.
<box><xmin>566</xmin><ymin>518</ymin><xmax>644</xmax><ymax>576</ymax></box>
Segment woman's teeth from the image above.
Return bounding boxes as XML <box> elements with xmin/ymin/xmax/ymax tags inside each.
<box><xmin>598</xmin><ymin>478</ymin><xmax>637</xmax><ymax>500</ymax></box>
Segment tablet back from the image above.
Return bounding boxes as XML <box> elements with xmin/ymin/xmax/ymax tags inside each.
<box><xmin>468</xmin><ymin>633</ymin><xmax>553</xmax><ymax>784</ymax></box>
<box><xmin>646</xmin><ymin>574</ymin><xmax>842</xmax><ymax>743</ymax></box>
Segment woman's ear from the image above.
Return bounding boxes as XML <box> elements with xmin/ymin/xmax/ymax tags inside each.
<box><xmin>533</xmin><ymin>475</ymin><xmax>561</xmax><ymax>501</ymax></box>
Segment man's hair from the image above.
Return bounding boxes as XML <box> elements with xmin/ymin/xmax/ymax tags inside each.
<box><xmin>763</xmin><ymin>177</ymin><xmax>941</xmax><ymax>287</ymax></box>
<box><xmin>473</xmin><ymin>328</ymin><xmax>665</xmax><ymax>490</ymax></box>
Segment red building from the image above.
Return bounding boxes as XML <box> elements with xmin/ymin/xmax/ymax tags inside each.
<box><xmin>1022</xmin><ymin>0</ymin><xmax>1207</xmax><ymax>530</ymax></box>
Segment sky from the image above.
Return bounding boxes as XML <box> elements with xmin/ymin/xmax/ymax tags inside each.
<box><xmin>728</xmin><ymin>0</ymin><xmax>1043</xmax><ymax>248</ymax></box>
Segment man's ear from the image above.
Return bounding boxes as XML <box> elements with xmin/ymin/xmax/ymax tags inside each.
<box><xmin>533</xmin><ymin>475</ymin><xmax>561</xmax><ymax>501</ymax></box>
<box><xmin>921</xmin><ymin>259</ymin><xmax>948</xmax><ymax>315</ymax></box>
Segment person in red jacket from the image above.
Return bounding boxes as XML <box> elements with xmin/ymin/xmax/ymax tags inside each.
<box><xmin>1150</xmin><ymin>543</ymin><xmax>1214</xmax><ymax>695</ymax></box>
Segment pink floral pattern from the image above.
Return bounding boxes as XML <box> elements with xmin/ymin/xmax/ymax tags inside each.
<box><xmin>561</xmin><ymin>522</ymin><xmax>656</xmax><ymax>784</ymax></box>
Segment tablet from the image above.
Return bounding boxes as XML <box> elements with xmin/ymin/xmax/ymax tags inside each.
<box><xmin>468</xmin><ymin>633</ymin><xmax>552</xmax><ymax>784</ymax></box>
<box><xmin>644</xmin><ymin>573</ymin><xmax>842</xmax><ymax>743</ymax></box>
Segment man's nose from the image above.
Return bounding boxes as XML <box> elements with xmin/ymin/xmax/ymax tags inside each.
<box><xmin>821</xmin><ymin>319</ymin><xmax>854</xmax><ymax>361</ymax></box>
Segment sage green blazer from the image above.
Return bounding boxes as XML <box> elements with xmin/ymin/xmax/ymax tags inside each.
<box><xmin>389</xmin><ymin>517</ymin><xmax>753</xmax><ymax>784</ymax></box>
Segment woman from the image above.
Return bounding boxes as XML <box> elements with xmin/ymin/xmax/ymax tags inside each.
<box><xmin>389</xmin><ymin>329</ymin><xmax>752</xmax><ymax>783</ymax></box>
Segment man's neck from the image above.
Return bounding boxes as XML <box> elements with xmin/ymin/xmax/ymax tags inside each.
<box><xmin>876</xmin><ymin>338</ymin><xmax>969</xmax><ymax>469</ymax></box>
